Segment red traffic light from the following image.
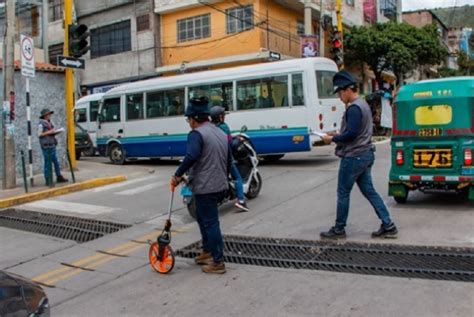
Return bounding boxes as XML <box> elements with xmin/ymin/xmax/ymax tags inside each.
<box><xmin>333</xmin><ymin>39</ymin><xmax>342</xmax><ymax>49</ymax></box>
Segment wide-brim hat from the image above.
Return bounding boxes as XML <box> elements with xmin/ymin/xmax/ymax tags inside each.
<box><xmin>40</xmin><ymin>108</ymin><xmax>54</xmax><ymax>118</ymax></box>
<box><xmin>185</xmin><ymin>97</ymin><xmax>210</xmax><ymax>118</ymax></box>
<box><xmin>333</xmin><ymin>70</ymin><xmax>357</xmax><ymax>94</ymax></box>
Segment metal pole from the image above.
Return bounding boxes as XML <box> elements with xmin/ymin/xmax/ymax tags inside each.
<box><xmin>64</xmin><ymin>0</ymin><xmax>76</xmax><ymax>170</ymax></box>
<box><xmin>66</xmin><ymin>148</ymin><xmax>76</xmax><ymax>183</ymax></box>
<box><xmin>42</xmin><ymin>0</ymin><xmax>49</xmax><ymax>62</ymax></box>
<box><xmin>319</xmin><ymin>0</ymin><xmax>324</xmax><ymax>57</ymax></box>
<box><xmin>304</xmin><ymin>0</ymin><xmax>312</xmax><ymax>35</ymax></box>
<box><xmin>26</xmin><ymin>77</ymin><xmax>34</xmax><ymax>186</ymax></box>
<box><xmin>21</xmin><ymin>150</ymin><xmax>28</xmax><ymax>193</ymax></box>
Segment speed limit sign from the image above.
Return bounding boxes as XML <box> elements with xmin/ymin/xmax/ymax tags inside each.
<box><xmin>21</xmin><ymin>34</ymin><xmax>35</xmax><ymax>77</ymax></box>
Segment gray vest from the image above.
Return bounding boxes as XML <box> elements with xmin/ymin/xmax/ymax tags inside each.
<box><xmin>189</xmin><ymin>122</ymin><xmax>229</xmax><ymax>195</ymax></box>
<box><xmin>335</xmin><ymin>97</ymin><xmax>372</xmax><ymax>157</ymax></box>
<box><xmin>39</xmin><ymin>119</ymin><xmax>57</xmax><ymax>149</ymax></box>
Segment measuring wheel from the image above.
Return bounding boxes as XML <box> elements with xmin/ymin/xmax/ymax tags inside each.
<box><xmin>149</xmin><ymin>241</ymin><xmax>175</xmax><ymax>274</ymax></box>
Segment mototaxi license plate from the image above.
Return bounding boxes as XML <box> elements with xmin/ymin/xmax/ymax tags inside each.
<box><xmin>413</xmin><ymin>149</ymin><xmax>452</xmax><ymax>168</ymax></box>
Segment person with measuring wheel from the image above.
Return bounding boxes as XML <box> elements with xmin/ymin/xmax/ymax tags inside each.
<box><xmin>320</xmin><ymin>70</ymin><xmax>397</xmax><ymax>239</ymax></box>
<box><xmin>38</xmin><ymin>109</ymin><xmax>68</xmax><ymax>186</ymax></box>
<box><xmin>210</xmin><ymin>105</ymin><xmax>249</xmax><ymax>212</ymax></box>
<box><xmin>170</xmin><ymin>97</ymin><xmax>232</xmax><ymax>274</ymax></box>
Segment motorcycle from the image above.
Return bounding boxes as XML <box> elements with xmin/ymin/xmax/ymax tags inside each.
<box><xmin>181</xmin><ymin>135</ymin><xmax>262</xmax><ymax>219</ymax></box>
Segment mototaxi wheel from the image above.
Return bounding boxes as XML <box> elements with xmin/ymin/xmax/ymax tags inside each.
<box><xmin>246</xmin><ymin>172</ymin><xmax>262</xmax><ymax>199</ymax></box>
<box><xmin>393</xmin><ymin>189</ymin><xmax>408</xmax><ymax>204</ymax></box>
<box><xmin>108</xmin><ymin>143</ymin><xmax>126</xmax><ymax>165</ymax></box>
<box><xmin>148</xmin><ymin>242</ymin><xmax>175</xmax><ymax>274</ymax></box>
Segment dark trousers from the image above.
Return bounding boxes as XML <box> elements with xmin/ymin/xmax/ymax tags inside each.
<box><xmin>42</xmin><ymin>147</ymin><xmax>61</xmax><ymax>183</ymax></box>
<box><xmin>195</xmin><ymin>191</ymin><xmax>226</xmax><ymax>263</ymax></box>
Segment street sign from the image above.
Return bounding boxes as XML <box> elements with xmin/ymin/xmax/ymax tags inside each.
<box><xmin>269</xmin><ymin>51</ymin><xmax>281</xmax><ymax>61</ymax></box>
<box><xmin>57</xmin><ymin>56</ymin><xmax>85</xmax><ymax>69</ymax></box>
<box><xmin>20</xmin><ymin>34</ymin><xmax>35</xmax><ymax>77</ymax></box>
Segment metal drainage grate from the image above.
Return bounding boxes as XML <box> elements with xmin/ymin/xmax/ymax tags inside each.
<box><xmin>177</xmin><ymin>235</ymin><xmax>474</xmax><ymax>282</ymax></box>
<box><xmin>0</xmin><ymin>209</ymin><xmax>132</xmax><ymax>243</ymax></box>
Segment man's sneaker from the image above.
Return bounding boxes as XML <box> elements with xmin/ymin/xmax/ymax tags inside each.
<box><xmin>57</xmin><ymin>175</ymin><xmax>68</xmax><ymax>183</ymax></box>
<box><xmin>235</xmin><ymin>200</ymin><xmax>249</xmax><ymax>212</ymax></box>
<box><xmin>371</xmin><ymin>223</ymin><xmax>398</xmax><ymax>238</ymax></box>
<box><xmin>320</xmin><ymin>226</ymin><xmax>346</xmax><ymax>239</ymax></box>
<box><xmin>202</xmin><ymin>261</ymin><xmax>226</xmax><ymax>274</ymax></box>
<box><xmin>194</xmin><ymin>251</ymin><xmax>212</xmax><ymax>265</ymax></box>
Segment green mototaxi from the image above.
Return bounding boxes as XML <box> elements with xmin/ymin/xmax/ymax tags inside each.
<box><xmin>388</xmin><ymin>77</ymin><xmax>474</xmax><ymax>203</ymax></box>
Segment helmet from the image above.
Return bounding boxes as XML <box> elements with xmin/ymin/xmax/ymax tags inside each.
<box><xmin>209</xmin><ymin>106</ymin><xmax>226</xmax><ymax>121</ymax></box>
<box><xmin>332</xmin><ymin>70</ymin><xmax>357</xmax><ymax>93</ymax></box>
<box><xmin>185</xmin><ymin>96</ymin><xmax>210</xmax><ymax>118</ymax></box>
<box><xmin>231</xmin><ymin>137</ymin><xmax>250</xmax><ymax>160</ymax></box>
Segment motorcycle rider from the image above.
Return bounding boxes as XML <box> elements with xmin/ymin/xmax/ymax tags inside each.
<box><xmin>170</xmin><ymin>97</ymin><xmax>232</xmax><ymax>274</ymax></box>
<box><xmin>210</xmin><ymin>105</ymin><xmax>249</xmax><ymax>212</ymax></box>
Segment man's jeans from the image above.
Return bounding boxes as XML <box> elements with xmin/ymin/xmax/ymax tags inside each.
<box><xmin>335</xmin><ymin>150</ymin><xmax>392</xmax><ymax>230</ymax></box>
<box><xmin>42</xmin><ymin>147</ymin><xmax>61</xmax><ymax>183</ymax></box>
<box><xmin>195</xmin><ymin>191</ymin><xmax>226</xmax><ymax>263</ymax></box>
<box><xmin>230</xmin><ymin>163</ymin><xmax>245</xmax><ymax>201</ymax></box>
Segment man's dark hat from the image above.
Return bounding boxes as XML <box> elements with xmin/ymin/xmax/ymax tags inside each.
<box><xmin>332</xmin><ymin>70</ymin><xmax>357</xmax><ymax>93</ymax></box>
<box><xmin>185</xmin><ymin>97</ymin><xmax>210</xmax><ymax>118</ymax></box>
<box><xmin>40</xmin><ymin>108</ymin><xmax>54</xmax><ymax>119</ymax></box>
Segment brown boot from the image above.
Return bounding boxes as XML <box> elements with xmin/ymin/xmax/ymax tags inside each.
<box><xmin>194</xmin><ymin>251</ymin><xmax>212</xmax><ymax>265</ymax></box>
<box><xmin>57</xmin><ymin>175</ymin><xmax>68</xmax><ymax>183</ymax></box>
<box><xmin>202</xmin><ymin>261</ymin><xmax>226</xmax><ymax>274</ymax></box>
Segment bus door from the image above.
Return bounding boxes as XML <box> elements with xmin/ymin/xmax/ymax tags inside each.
<box><xmin>98</xmin><ymin>96</ymin><xmax>124</xmax><ymax>142</ymax></box>
<box><xmin>314</xmin><ymin>70</ymin><xmax>344</xmax><ymax>133</ymax></box>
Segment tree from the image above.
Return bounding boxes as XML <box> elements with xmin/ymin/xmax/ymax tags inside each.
<box><xmin>457</xmin><ymin>51</ymin><xmax>474</xmax><ymax>75</ymax></box>
<box><xmin>344</xmin><ymin>22</ymin><xmax>448</xmax><ymax>86</ymax></box>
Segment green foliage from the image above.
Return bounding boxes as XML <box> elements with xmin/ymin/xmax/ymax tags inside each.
<box><xmin>344</xmin><ymin>22</ymin><xmax>448</xmax><ymax>85</ymax></box>
<box><xmin>457</xmin><ymin>51</ymin><xmax>474</xmax><ymax>75</ymax></box>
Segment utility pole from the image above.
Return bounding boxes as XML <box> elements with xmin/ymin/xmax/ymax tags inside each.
<box><xmin>64</xmin><ymin>0</ymin><xmax>76</xmax><ymax>169</ymax></box>
<box><xmin>2</xmin><ymin>0</ymin><xmax>17</xmax><ymax>189</ymax></box>
<box><xmin>335</xmin><ymin>0</ymin><xmax>343</xmax><ymax>69</ymax></box>
<box><xmin>319</xmin><ymin>0</ymin><xmax>324</xmax><ymax>57</ymax></box>
<box><xmin>42</xmin><ymin>0</ymin><xmax>49</xmax><ymax>62</ymax></box>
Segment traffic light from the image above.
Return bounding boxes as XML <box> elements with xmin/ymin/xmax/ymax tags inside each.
<box><xmin>331</xmin><ymin>31</ymin><xmax>343</xmax><ymax>66</ymax></box>
<box><xmin>69</xmin><ymin>24</ymin><xmax>89</xmax><ymax>58</ymax></box>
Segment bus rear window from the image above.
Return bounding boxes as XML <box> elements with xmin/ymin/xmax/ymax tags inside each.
<box><xmin>415</xmin><ymin>105</ymin><xmax>452</xmax><ymax>125</ymax></box>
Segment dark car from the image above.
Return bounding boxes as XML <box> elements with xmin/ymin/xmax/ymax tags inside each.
<box><xmin>0</xmin><ymin>270</ymin><xmax>50</xmax><ymax>316</ymax></box>
<box><xmin>75</xmin><ymin>123</ymin><xmax>93</xmax><ymax>160</ymax></box>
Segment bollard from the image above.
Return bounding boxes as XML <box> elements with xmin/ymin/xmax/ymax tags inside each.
<box><xmin>66</xmin><ymin>148</ymin><xmax>76</xmax><ymax>183</ymax></box>
<box><xmin>47</xmin><ymin>149</ymin><xmax>54</xmax><ymax>188</ymax></box>
<box><xmin>20</xmin><ymin>150</ymin><xmax>28</xmax><ymax>193</ymax></box>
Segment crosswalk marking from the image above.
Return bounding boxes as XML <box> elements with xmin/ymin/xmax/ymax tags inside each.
<box><xmin>90</xmin><ymin>175</ymin><xmax>158</xmax><ymax>193</ymax></box>
<box><xmin>114</xmin><ymin>181</ymin><xmax>167</xmax><ymax>196</ymax></box>
<box><xmin>23</xmin><ymin>200</ymin><xmax>119</xmax><ymax>215</ymax></box>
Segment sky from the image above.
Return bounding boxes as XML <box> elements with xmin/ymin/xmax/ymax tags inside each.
<box><xmin>402</xmin><ymin>0</ymin><xmax>474</xmax><ymax>11</ymax></box>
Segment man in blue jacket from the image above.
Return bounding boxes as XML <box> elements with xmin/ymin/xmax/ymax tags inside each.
<box><xmin>170</xmin><ymin>97</ymin><xmax>232</xmax><ymax>274</ymax></box>
<box><xmin>320</xmin><ymin>70</ymin><xmax>397</xmax><ymax>239</ymax></box>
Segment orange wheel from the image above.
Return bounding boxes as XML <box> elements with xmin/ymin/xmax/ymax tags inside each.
<box><xmin>149</xmin><ymin>242</ymin><xmax>175</xmax><ymax>274</ymax></box>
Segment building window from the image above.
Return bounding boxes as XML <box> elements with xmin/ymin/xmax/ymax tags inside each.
<box><xmin>48</xmin><ymin>43</ymin><xmax>63</xmax><ymax>65</ymax></box>
<box><xmin>48</xmin><ymin>0</ymin><xmax>63</xmax><ymax>22</ymax></box>
<box><xmin>136</xmin><ymin>14</ymin><xmax>150</xmax><ymax>32</ymax></box>
<box><xmin>380</xmin><ymin>0</ymin><xmax>397</xmax><ymax>20</ymax></box>
<box><xmin>91</xmin><ymin>20</ymin><xmax>132</xmax><ymax>59</ymax></box>
<box><xmin>297</xmin><ymin>21</ymin><xmax>305</xmax><ymax>36</ymax></box>
<box><xmin>346</xmin><ymin>0</ymin><xmax>355</xmax><ymax>6</ymax></box>
<box><xmin>177</xmin><ymin>14</ymin><xmax>210</xmax><ymax>42</ymax></box>
<box><xmin>227</xmin><ymin>5</ymin><xmax>253</xmax><ymax>34</ymax></box>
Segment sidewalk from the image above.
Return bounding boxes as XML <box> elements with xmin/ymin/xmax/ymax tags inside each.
<box><xmin>0</xmin><ymin>156</ymin><xmax>152</xmax><ymax>207</ymax></box>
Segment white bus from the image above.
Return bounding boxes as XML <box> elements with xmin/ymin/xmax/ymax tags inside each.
<box><xmin>97</xmin><ymin>57</ymin><xmax>344</xmax><ymax>164</ymax></box>
<box><xmin>74</xmin><ymin>93</ymin><xmax>104</xmax><ymax>154</ymax></box>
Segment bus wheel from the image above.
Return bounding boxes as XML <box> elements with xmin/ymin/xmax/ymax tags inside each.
<box><xmin>394</xmin><ymin>191</ymin><xmax>408</xmax><ymax>204</ymax></box>
<box><xmin>246</xmin><ymin>172</ymin><xmax>262</xmax><ymax>199</ymax></box>
<box><xmin>260</xmin><ymin>154</ymin><xmax>285</xmax><ymax>162</ymax></box>
<box><xmin>186</xmin><ymin>196</ymin><xmax>197</xmax><ymax>219</ymax></box>
<box><xmin>84</xmin><ymin>146</ymin><xmax>96</xmax><ymax>156</ymax></box>
<box><xmin>109</xmin><ymin>143</ymin><xmax>126</xmax><ymax>165</ymax></box>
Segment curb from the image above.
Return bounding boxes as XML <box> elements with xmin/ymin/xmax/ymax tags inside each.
<box><xmin>0</xmin><ymin>175</ymin><xmax>127</xmax><ymax>209</ymax></box>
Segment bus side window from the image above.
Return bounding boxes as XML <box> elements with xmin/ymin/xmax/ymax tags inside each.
<box><xmin>237</xmin><ymin>76</ymin><xmax>287</xmax><ymax>110</ymax></box>
<box><xmin>76</xmin><ymin>108</ymin><xmax>87</xmax><ymax>122</ymax></box>
<box><xmin>164</xmin><ymin>89</ymin><xmax>185</xmax><ymax>116</ymax></box>
<box><xmin>102</xmin><ymin>98</ymin><xmax>121</xmax><ymax>122</ymax></box>
<box><xmin>292</xmin><ymin>74</ymin><xmax>305</xmax><ymax>106</ymax></box>
<box><xmin>189</xmin><ymin>83</ymin><xmax>233</xmax><ymax>110</ymax></box>
<box><xmin>147</xmin><ymin>91</ymin><xmax>164</xmax><ymax>118</ymax></box>
<box><xmin>316</xmin><ymin>71</ymin><xmax>336</xmax><ymax>99</ymax></box>
<box><xmin>90</xmin><ymin>101</ymin><xmax>100</xmax><ymax>121</ymax></box>
<box><xmin>126</xmin><ymin>93</ymin><xmax>144</xmax><ymax>120</ymax></box>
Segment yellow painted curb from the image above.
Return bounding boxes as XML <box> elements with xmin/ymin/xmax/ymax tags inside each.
<box><xmin>0</xmin><ymin>175</ymin><xmax>127</xmax><ymax>209</ymax></box>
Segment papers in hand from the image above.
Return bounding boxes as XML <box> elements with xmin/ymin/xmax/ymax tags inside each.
<box><xmin>311</xmin><ymin>130</ymin><xmax>327</xmax><ymax>138</ymax></box>
<box><xmin>54</xmin><ymin>127</ymin><xmax>65</xmax><ymax>134</ymax></box>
